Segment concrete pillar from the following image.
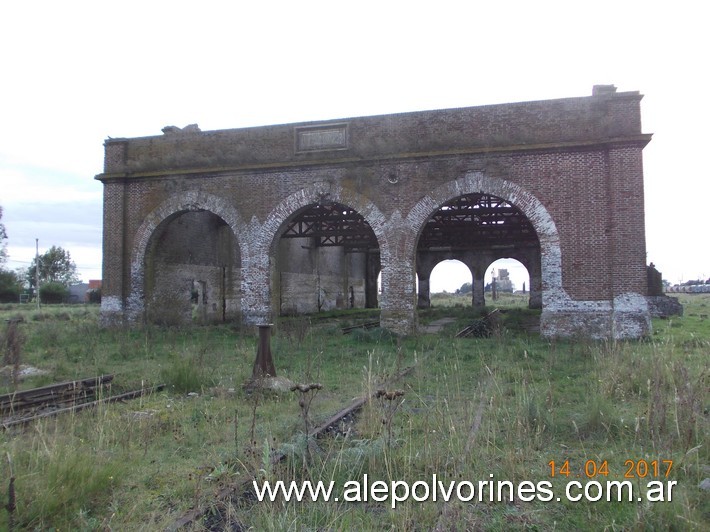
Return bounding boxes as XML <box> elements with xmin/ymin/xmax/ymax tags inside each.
<box><xmin>417</xmin><ymin>273</ymin><xmax>430</xmax><ymax>309</ymax></box>
<box><xmin>365</xmin><ymin>252</ymin><xmax>379</xmax><ymax>308</ymax></box>
<box><xmin>415</xmin><ymin>250</ymin><xmax>439</xmax><ymax>309</ymax></box>
<box><xmin>529</xmin><ymin>271</ymin><xmax>542</xmax><ymax>309</ymax></box>
<box><xmin>473</xmin><ymin>268</ymin><xmax>485</xmax><ymax>308</ymax></box>
<box><xmin>525</xmin><ymin>248</ymin><xmax>543</xmax><ymax>309</ymax></box>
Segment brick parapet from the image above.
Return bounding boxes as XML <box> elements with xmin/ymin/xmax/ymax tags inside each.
<box><xmin>97</xmin><ymin>92</ymin><xmax>648</xmax><ymax>178</ymax></box>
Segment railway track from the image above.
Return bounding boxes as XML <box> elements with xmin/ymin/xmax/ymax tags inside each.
<box><xmin>341</xmin><ymin>320</ymin><xmax>380</xmax><ymax>334</ymax></box>
<box><xmin>1</xmin><ymin>375</ymin><xmax>115</xmax><ymax>417</ymax></box>
<box><xmin>3</xmin><ymin>364</ymin><xmax>414</xmax><ymax>528</ymax></box>
<box><xmin>1</xmin><ymin>376</ymin><xmax>165</xmax><ymax>429</ymax></box>
<box><xmin>168</xmin><ymin>364</ymin><xmax>415</xmax><ymax>531</ymax></box>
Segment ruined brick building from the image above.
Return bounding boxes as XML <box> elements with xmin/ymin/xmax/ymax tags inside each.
<box><xmin>96</xmin><ymin>85</ymin><xmax>653</xmax><ymax>339</ymax></box>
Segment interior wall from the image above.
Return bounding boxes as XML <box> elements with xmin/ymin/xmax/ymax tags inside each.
<box><xmin>278</xmin><ymin>237</ymin><xmax>368</xmax><ymax>315</ymax></box>
<box><xmin>146</xmin><ymin>211</ymin><xmax>240</xmax><ymax>324</ymax></box>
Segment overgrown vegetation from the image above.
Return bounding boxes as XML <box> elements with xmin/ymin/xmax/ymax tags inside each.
<box><xmin>38</xmin><ymin>281</ymin><xmax>69</xmax><ymax>304</ymax></box>
<box><xmin>0</xmin><ymin>295</ymin><xmax>707</xmax><ymax>530</ymax></box>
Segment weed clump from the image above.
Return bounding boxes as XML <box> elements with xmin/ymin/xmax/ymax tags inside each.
<box><xmin>579</xmin><ymin>396</ymin><xmax>621</xmax><ymax>438</ymax></box>
<box><xmin>161</xmin><ymin>351</ymin><xmax>215</xmax><ymax>394</ymax></box>
<box><xmin>349</xmin><ymin>327</ymin><xmax>397</xmax><ymax>345</ymax></box>
<box><xmin>2</xmin><ymin>319</ymin><xmax>24</xmax><ymax>389</ymax></box>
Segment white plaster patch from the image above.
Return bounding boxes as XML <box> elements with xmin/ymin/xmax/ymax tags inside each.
<box><xmin>612</xmin><ymin>292</ymin><xmax>651</xmax><ymax>339</ymax></box>
<box><xmin>101</xmin><ymin>295</ymin><xmax>123</xmax><ymax>313</ymax></box>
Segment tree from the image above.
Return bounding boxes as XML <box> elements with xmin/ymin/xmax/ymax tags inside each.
<box><xmin>0</xmin><ymin>270</ymin><xmax>22</xmax><ymax>303</ymax></box>
<box><xmin>39</xmin><ymin>281</ymin><xmax>69</xmax><ymax>304</ymax></box>
<box><xmin>26</xmin><ymin>245</ymin><xmax>80</xmax><ymax>289</ymax></box>
<box><xmin>0</xmin><ymin>206</ymin><xmax>7</xmax><ymax>267</ymax></box>
<box><xmin>0</xmin><ymin>206</ymin><xmax>20</xmax><ymax>302</ymax></box>
<box><xmin>456</xmin><ymin>282</ymin><xmax>472</xmax><ymax>294</ymax></box>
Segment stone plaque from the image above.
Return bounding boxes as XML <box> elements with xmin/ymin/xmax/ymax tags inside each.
<box><xmin>295</xmin><ymin>124</ymin><xmax>348</xmax><ymax>152</ymax></box>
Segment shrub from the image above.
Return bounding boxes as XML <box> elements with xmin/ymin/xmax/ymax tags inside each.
<box><xmin>0</xmin><ymin>270</ymin><xmax>22</xmax><ymax>303</ymax></box>
<box><xmin>39</xmin><ymin>282</ymin><xmax>69</xmax><ymax>304</ymax></box>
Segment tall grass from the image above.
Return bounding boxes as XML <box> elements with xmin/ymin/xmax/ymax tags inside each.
<box><xmin>0</xmin><ymin>296</ymin><xmax>708</xmax><ymax>529</ymax></box>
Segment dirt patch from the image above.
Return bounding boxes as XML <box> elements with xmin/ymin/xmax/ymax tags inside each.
<box><xmin>0</xmin><ymin>364</ymin><xmax>50</xmax><ymax>381</ymax></box>
<box><xmin>421</xmin><ymin>317</ymin><xmax>457</xmax><ymax>334</ymax></box>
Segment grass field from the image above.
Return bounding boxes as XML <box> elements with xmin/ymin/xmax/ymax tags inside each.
<box><xmin>0</xmin><ymin>295</ymin><xmax>708</xmax><ymax>530</ymax></box>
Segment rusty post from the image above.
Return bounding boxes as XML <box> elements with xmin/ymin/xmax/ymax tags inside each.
<box><xmin>252</xmin><ymin>323</ymin><xmax>276</xmax><ymax>379</ymax></box>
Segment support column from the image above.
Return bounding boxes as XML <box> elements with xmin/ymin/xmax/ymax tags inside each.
<box><xmin>527</xmin><ymin>248</ymin><xmax>543</xmax><ymax>309</ymax></box>
<box><xmin>607</xmin><ymin>145</ymin><xmax>650</xmax><ymax>338</ymax></box>
<box><xmin>417</xmin><ymin>272</ymin><xmax>430</xmax><ymax>309</ymax></box>
<box><xmin>415</xmin><ymin>251</ymin><xmax>438</xmax><ymax>309</ymax></box>
<box><xmin>379</xmin><ymin>233</ymin><xmax>417</xmax><ymax>335</ymax></box>
<box><xmin>473</xmin><ymin>268</ymin><xmax>485</xmax><ymax>308</ymax></box>
<box><xmin>365</xmin><ymin>252</ymin><xmax>379</xmax><ymax>308</ymax></box>
<box><xmin>241</xmin><ymin>251</ymin><xmax>273</xmax><ymax>326</ymax></box>
<box><xmin>99</xmin><ymin>181</ymin><xmax>127</xmax><ymax>325</ymax></box>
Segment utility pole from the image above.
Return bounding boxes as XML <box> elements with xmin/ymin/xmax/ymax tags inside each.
<box><xmin>35</xmin><ymin>238</ymin><xmax>40</xmax><ymax>310</ymax></box>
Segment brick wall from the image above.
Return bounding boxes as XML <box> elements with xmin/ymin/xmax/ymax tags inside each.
<box><xmin>97</xmin><ymin>88</ymin><xmax>652</xmax><ymax>339</ymax></box>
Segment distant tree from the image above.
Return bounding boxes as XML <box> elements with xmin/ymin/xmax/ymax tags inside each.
<box><xmin>0</xmin><ymin>206</ymin><xmax>19</xmax><ymax>302</ymax></box>
<box><xmin>681</xmin><ymin>279</ymin><xmax>704</xmax><ymax>287</ymax></box>
<box><xmin>456</xmin><ymin>282</ymin><xmax>472</xmax><ymax>294</ymax></box>
<box><xmin>39</xmin><ymin>281</ymin><xmax>69</xmax><ymax>304</ymax></box>
<box><xmin>0</xmin><ymin>270</ymin><xmax>22</xmax><ymax>303</ymax></box>
<box><xmin>0</xmin><ymin>206</ymin><xmax>8</xmax><ymax>266</ymax></box>
<box><xmin>26</xmin><ymin>245</ymin><xmax>80</xmax><ymax>289</ymax></box>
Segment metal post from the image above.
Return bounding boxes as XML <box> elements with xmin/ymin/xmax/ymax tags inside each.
<box><xmin>252</xmin><ymin>323</ymin><xmax>276</xmax><ymax>379</ymax></box>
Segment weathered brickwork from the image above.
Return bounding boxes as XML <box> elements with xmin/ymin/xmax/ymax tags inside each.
<box><xmin>96</xmin><ymin>87</ymin><xmax>652</xmax><ymax>339</ymax></box>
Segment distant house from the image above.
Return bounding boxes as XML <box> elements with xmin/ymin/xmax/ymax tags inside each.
<box><xmin>87</xmin><ymin>279</ymin><xmax>102</xmax><ymax>303</ymax></box>
<box><xmin>68</xmin><ymin>283</ymin><xmax>89</xmax><ymax>303</ymax></box>
<box><xmin>65</xmin><ymin>280</ymin><xmax>103</xmax><ymax>303</ymax></box>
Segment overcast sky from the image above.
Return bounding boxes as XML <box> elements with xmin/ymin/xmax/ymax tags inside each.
<box><xmin>1</xmin><ymin>1</ymin><xmax>708</xmax><ymax>293</ymax></box>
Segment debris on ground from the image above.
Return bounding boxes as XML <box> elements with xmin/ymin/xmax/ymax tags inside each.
<box><xmin>455</xmin><ymin>309</ymin><xmax>501</xmax><ymax>338</ymax></box>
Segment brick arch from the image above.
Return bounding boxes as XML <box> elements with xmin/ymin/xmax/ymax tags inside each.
<box><xmin>406</xmin><ymin>171</ymin><xmax>566</xmax><ymax>306</ymax></box>
<box><xmin>258</xmin><ymin>182</ymin><xmax>388</xmax><ymax>256</ymax></box>
<box><xmin>241</xmin><ymin>182</ymin><xmax>388</xmax><ymax>324</ymax></box>
<box><xmin>126</xmin><ymin>191</ymin><xmax>245</xmax><ymax>322</ymax></box>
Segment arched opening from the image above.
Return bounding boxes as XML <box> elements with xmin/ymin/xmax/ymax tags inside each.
<box><xmin>273</xmin><ymin>201</ymin><xmax>381</xmax><ymax>315</ymax></box>
<box><xmin>415</xmin><ymin>192</ymin><xmax>541</xmax><ymax>310</ymax></box>
<box><xmin>485</xmin><ymin>257</ymin><xmax>535</xmax><ymax>307</ymax></box>
<box><xmin>144</xmin><ymin>210</ymin><xmax>240</xmax><ymax>325</ymax></box>
<box><xmin>430</xmin><ymin>260</ymin><xmax>471</xmax><ymax>294</ymax></box>
<box><xmin>428</xmin><ymin>259</ymin><xmax>472</xmax><ymax>307</ymax></box>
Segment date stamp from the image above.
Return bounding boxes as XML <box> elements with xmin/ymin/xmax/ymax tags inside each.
<box><xmin>548</xmin><ymin>459</ymin><xmax>673</xmax><ymax>479</ymax></box>
<box><xmin>547</xmin><ymin>460</ymin><xmax>677</xmax><ymax>502</ymax></box>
